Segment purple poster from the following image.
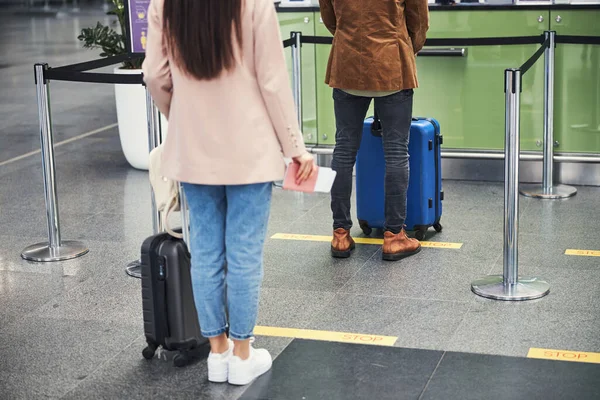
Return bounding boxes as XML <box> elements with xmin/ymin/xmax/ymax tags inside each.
<box><xmin>128</xmin><ymin>0</ymin><xmax>150</xmax><ymax>53</ymax></box>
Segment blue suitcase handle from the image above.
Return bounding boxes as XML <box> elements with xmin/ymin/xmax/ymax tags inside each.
<box><xmin>371</xmin><ymin>109</ymin><xmax>382</xmax><ymax>137</ymax></box>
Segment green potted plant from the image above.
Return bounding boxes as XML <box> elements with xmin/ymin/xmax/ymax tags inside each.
<box><xmin>78</xmin><ymin>0</ymin><xmax>166</xmax><ymax>170</ymax></box>
<box><xmin>77</xmin><ymin>0</ymin><xmax>143</xmax><ymax>69</ymax></box>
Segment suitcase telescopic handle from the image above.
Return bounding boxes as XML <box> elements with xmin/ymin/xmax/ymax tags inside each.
<box><xmin>371</xmin><ymin>110</ymin><xmax>383</xmax><ymax>137</ymax></box>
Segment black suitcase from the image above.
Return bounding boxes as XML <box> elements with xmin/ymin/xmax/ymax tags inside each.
<box><xmin>140</xmin><ymin>230</ymin><xmax>209</xmax><ymax>367</ymax></box>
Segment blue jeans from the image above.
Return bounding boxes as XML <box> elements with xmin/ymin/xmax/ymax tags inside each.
<box><xmin>183</xmin><ymin>182</ymin><xmax>272</xmax><ymax>341</ymax></box>
<box><xmin>331</xmin><ymin>89</ymin><xmax>413</xmax><ymax>234</ymax></box>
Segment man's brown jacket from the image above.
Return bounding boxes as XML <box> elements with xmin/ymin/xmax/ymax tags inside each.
<box><xmin>319</xmin><ymin>0</ymin><xmax>430</xmax><ymax>91</ymax></box>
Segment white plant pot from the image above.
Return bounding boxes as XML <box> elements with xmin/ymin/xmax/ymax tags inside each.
<box><xmin>114</xmin><ymin>67</ymin><xmax>168</xmax><ymax>170</ymax></box>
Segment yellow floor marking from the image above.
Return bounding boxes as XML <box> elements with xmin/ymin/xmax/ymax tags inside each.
<box><xmin>565</xmin><ymin>249</ymin><xmax>600</xmax><ymax>257</ymax></box>
<box><xmin>254</xmin><ymin>326</ymin><xmax>397</xmax><ymax>346</ymax></box>
<box><xmin>528</xmin><ymin>348</ymin><xmax>600</xmax><ymax>364</ymax></box>
<box><xmin>271</xmin><ymin>233</ymin><xmax>463</xmax><ymax>249</ymax></box>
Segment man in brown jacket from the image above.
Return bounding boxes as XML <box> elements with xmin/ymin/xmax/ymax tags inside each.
<box><xmin>320</xmin><ymin>0</ymin><xmax>430</xmax><ymax>261</ymax></box>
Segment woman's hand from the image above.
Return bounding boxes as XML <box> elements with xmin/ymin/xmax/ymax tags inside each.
<box><xmin>292</xmin><ymin>152</ymin><xmax>316</xmax><ymax>184</ymax></box>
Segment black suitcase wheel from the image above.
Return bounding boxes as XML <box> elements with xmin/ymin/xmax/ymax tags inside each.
<box><xmin>142</xmin><ymin>344</ymin><xmax>157</xmax><ymax>360</ymax></box>
<box><xmin>173</xmin><ymin>352</ymin><xmax>191</xmax><ymax>368</ymax></box>
<box><xmin>433</xmin><ymin>223</ymin><xmax>443</xmax><ymax>233</ymax></box>
<box><xmin>359</xmin><ymin>220</ymin><xmax>372</xmax><ymax>236</ymax></box>
<box><xmin>415</xmin><ymin>228</ymin><xmax>427</xmax><ymax>241</ymax></box>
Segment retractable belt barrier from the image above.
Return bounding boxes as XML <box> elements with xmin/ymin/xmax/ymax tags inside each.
<box><xmin>24</xmin><ymin>30</ymin><xmax>600</xmax><ymax>288</ymax></box>
<box><xmin>519</xmin><ymin>37</ymin><xmax>550</xmax><ymax>75</ymax></box>
<box><xmin>285</xmin><ymin>31</ymin><xmax>599</xmax><ymax>302</ymax></box>
<box><xmin>555</xmin><ymin>35</ymin><xmax>600</xmax><ymax>45</ymax></box>
<box><xmin>283</xmin><ymin>34</ymin><xmax>549</xmax><ymax>48</ymax></box>
<box><xmin>22</xmin><ymin>56</ymin><xmax>159</xmax><ymax>274</ymax></box>
<box><xmin>39</xmin><ymin>54</ymin><xmax>144</xmax><ymax>85</ymax></box>
<box><xmin>43</xmin><ymin>70</ymin><xmax>143</xmax><ymax>85</ymax></box>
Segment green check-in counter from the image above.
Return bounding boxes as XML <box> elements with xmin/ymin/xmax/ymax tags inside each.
<box><xmin>277</xmin><ymin>3</ymin><xmax>600</xmax><ymax>156</ymax></box>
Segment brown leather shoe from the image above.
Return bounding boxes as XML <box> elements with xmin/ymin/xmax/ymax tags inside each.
<box><xmin>382</xmin><ymin>229</ymin><xmax>421</xmax><ymax>261</ymax></box>
<box><xmin>331</xmin><ymin>228</ymin><xmax>355</xmax><ymax>258</ymax></box>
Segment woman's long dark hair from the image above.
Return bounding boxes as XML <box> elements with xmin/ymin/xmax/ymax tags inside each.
<box><xmin>163</xmin><ymin>0</ymin><xmax>243</xmax><ymax>80</ymax></box>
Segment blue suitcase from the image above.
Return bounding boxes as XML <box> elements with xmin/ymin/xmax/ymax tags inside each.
<box><xmin>355</xmin><ymin>116</ymin><xmax>443</xmax><ymax>241</ymax></box>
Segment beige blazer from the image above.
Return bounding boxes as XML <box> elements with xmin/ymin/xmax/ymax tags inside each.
<box><xmin>142</xmin><ymin>0</ymin><xmax>306</xmax><ymax>185</ymax></box>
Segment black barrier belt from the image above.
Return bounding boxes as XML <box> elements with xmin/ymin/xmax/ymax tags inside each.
<box><xmin>288</xmin><ymin>35</ymin><xmax>546</xmax><ymax>47</ymax></box>
<box><xmin>301</xmin><ymin>36</ymin><xmax>333</xmax><ymax>45</ymax></box>
<box><xmin>424</xmin><ymin>35</ymin><xmax>545</xmax><ymax>47</ymax></box>
<box><xmin>45</xmin><ymin>69</ymin><xmax>143</xmax><ymax>85</ymax></box>
<box><xmin>520</xmin><ymin>38</ymin><xmax>550</xmax><ymax>75</ymax></box>
<box><xmin>282</xmin><ymin>38</ymin><xmax>295</xmax><ymax>48</ymax></box>
<box><xmin>52</xmin><ymin>54</ymin><xmax>140</xmax><ymax>72</ymax></box>
<box><xmin>555</xmin><ymin>35</ymin><xmax>600</xmax><ymax>45</ymax></box>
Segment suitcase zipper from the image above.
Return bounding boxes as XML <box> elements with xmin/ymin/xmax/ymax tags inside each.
<box><xmin>425</xmin><ymin>118</ymin><xmax>442</xmax><ymax>223</ymax></box>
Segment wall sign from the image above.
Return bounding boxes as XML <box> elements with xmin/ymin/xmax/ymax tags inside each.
<box><xmin>126</xmin><ymin>0</ymin><xmax>150</xmax><ymax>54</ymax></box>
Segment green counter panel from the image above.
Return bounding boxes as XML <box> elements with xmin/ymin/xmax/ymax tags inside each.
<box><xmin>281</xmin><ymin>9</ymin><xmax>599</xmax><ymax>152</ymax></box>
<box><xmin>278</xmin><ymin>12</ymin><xmax>318</xmax><ymax>145</ymax></box>
<box><xmin>314</xmin><ymin>10</ymin><xmax>549</xmax><ymax>149</ymax></box>
<box><xmin>552</xmin><ymin>10</ymin><xmax>600</xmax><ymax>153</ymax></box>
<box><xmin>414</xmin><ymin>10</ymin><xmax>549</xmax><ymax>151</ymax></box>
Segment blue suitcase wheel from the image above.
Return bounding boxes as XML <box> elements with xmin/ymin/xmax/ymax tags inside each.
<box><xmin>433</xmin><ymin>223</ymin><xmax>443</xmax><ymax>233</ymax></box>
<box><xmin>359</xmin><ymin>220</ymin><xmax>373</xmax><ymax>236</ymax></box>
<box><xmin>415</xmin><ymin>228</ymin><xmax>428</xmax><ymax>241</ymax></box>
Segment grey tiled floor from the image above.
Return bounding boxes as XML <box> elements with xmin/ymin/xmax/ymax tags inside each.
<box><xmin>1</xmin><ymin>9</ymin><xmax>600</xmax><ymax>400</ymax></box>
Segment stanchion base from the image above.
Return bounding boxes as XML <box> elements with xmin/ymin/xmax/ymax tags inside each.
<box><xmin>471</xmin><ymin>275</ymin><xmax>550</xmax><ymax>301</ymax></box>
<box><xmin>21</xmin><ymin>241</ymin><xmax>89</xmax><ymax>262</ymax></box>
<box><xmin>519</xmin><ymin>184</ymin><xmax>577</xmax><ymax>199</ymax></box>
<box><xmin>126</xmin><ymin>259</ymin><xmax>142</xmax><ymax>279</ymax></box>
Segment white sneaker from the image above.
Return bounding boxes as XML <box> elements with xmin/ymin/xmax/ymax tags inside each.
<box><xmin>228</xmin><ymin>341</ymin><xmax>273</xmax><ymax>386</ymax></box>
<box><xmin>207</xmin><ymin>339</ymin><xmax>233</xmax><ymax>383</ymax></box>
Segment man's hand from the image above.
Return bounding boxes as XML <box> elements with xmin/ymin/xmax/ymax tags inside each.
<box><xmin>319</xmin><ymin>0</ymin><xmax>336</xmax><ymax>35</ymax></box>
<box><xmin>406</xmin><ymin>0</ymin><xmax>430</xmax><ymax>54</ymax></box>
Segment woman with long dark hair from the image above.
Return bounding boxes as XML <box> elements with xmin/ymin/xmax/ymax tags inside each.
<box><xmin>143</xmin><ymin>0</ymin><xmax>314</xmax><ymax>385</ymax></box>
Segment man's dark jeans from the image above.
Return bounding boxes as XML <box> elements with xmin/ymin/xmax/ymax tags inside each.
<box><xmin>331</xmin><ymin>88</ymin><xmax>413</xmax><ymax>234</ymax></box>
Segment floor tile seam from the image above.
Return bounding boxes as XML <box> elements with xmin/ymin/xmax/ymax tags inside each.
<box><xmin>302</xmin><ymin>250</ymin><xmax>383</xmax><ymax>327</ymax></box>
<box><xmin>522</xmin><ymin>205</ymin><xmax>600</xmax><ymax>214</ymax></box>
<box><xmin>10</xmin><ymin>278</ymin><xmax>138</xmax><ymax>327</ymax></box>
<box><xmin>16</xmin><ymin>313</ymin><xmax>144</xmax><ymax>326</ymax></box>
<box><xmin>58</xmin><ymin>335</ymin><xmax>144</xmax><ymax>399</ymax></box>
<box><xmin>441</xmin><ymin>293</ymin><xmax>480</xmax><ymax>351</ymax></box>
<box><xmin>332</xmin><ymin>290</ymin><xmax>474</xmax><ymax>304</ymax></box>
<box><xmin>417</xmin><ymin>351</ymin><xmax>447</xmax><ymax>400</ymax></box>
<box><xmin>263</xmin><ymin>286</ymin><xmax>338</xmax><ymax>298</ymax></box>
<box><xmin>0</xmin><ymin>312</ymin><xmax>143</xmax><ymax>336</ymax></box>
<box><xmin>233</xmin><ymin>338</ymin><xmax>296</xmax><ymax>400</ymax></box>
<box><xmin>0</xmin><ymin>288</ymin><xmax>96</xmax><ymax>335</ymax></box>
<box><xmin>285</xmin><ymin>195</ymin><xmax>330</xmax><ymax>227</ymax></box>
<box><xmin>485</xmin><ymin>253</ymin><xmax>503</xmax><ymax>275</ymax></box>
<box><xmin>333</xmin><ymin>247</ymin><xmax>383</xmax><ymax>295</ymax></box>
<box><xmin>520</xmin><ymin>231</ymin><xmax>600</xmax><ymax>241</ymax></box>
<box><xmin>0</xmin><ymin>122</ymin><xmax>118</xmax><ymax>169</ymax></box>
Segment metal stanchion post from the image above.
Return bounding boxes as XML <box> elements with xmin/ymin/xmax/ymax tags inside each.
<box><xmin>179</xmin><ymin>184</ymin><xmax>190</xmax><ymax>246</ymax></box>
<box><xmin>291</xmin><ymin>31</ymin><xmax>303</xmax><ymax>130</ymax></box>
<box><xmin>274</xmin><ymin>32</ymin><xmax>303</xmax><ymax>189</ymax></box>
<box><xmin>471</xmin><ymin>69</ymin><xmax>550</xmax><ymax>301</ymax></box>
<box><xmin>126</xmin><ymin>86</ymin><xmax>163</xmax><ymax>278</ymax></box>
<box><xmin>21</xmin><ymin>64</ymin><xmax>89</xmax><ymax>262</ymax></box>
<box><xmin>520</xmin><ymin>31</ymin><xmax>577</xmax><ymax>199</ymax></box>
<box><xmin>148</xmin><ymin>94</ymin><xmax>164</xmax><ymax>234</ymax></box>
